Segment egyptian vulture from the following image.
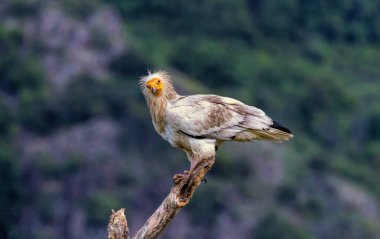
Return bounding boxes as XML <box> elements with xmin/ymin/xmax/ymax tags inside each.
<box><xmin>140</xmin><ymin>71</ymin><xmax>293</xmax><ymax>170</ymax></box>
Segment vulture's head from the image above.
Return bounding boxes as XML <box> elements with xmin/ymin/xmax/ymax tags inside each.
<box><xmin>140</xmin><ymin>71</ymin><xmax>176</xmax><ymax>99</ymax></box>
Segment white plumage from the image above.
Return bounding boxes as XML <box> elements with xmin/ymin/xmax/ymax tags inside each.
<box><xmin>140</xmin><ymin>71</ymin><xmax>293</xmax><ymax>169</ymax></box>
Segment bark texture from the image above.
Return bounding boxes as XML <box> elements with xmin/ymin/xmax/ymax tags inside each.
<box><xmin>107</xmin><ymin>156</ymin><xmax>216</xmax><ymax>239</ymax></box>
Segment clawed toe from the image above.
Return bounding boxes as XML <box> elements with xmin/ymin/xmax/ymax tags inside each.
<box><xmin>173</xmin><ymin>174</ymin><xmax>183</xmax><ymax>184</ymax></box>
<box><xmin>173</xmin><ymin>171</ymin><xmax>189</xmax><ymax>184</ymax></box>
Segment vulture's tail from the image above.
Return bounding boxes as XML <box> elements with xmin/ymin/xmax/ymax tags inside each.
<box><xmin>249</xmin><ymin>121</ymin><xmax>293</xmax><ymax>142</ymax></box>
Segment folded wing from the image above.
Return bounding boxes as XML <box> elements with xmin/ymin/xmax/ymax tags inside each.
<box><xmin>168</xmin><ymin>95</ymin><xmax>292</xmax><ymax>141</ymax></box>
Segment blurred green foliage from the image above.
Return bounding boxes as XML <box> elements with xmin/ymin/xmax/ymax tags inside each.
<box><xmin>254</xmin><ymin>213</ymin><xmax>315</xmax><ymax>239</ymax></box>
<box><xmin>105</xmin><ymin>0</ymin><xmax>380</xmax><ymax>195</ymax></box>
<box><xmin>1</xmin><ymin>0</ymin><xmax>380</xmax><ymax>238</ymax></box>
<box><xmin>85</xmin><ymin>192</ymin><xmax>122</xmax><ymax>225</ymax></box>
<box><xmin>0</xmin><ymin>144</ymin><xmax>21</xmax><ymax>239</ymax></box>
<box><xmin>0</xmin><ymin>27</ymin><xmax>45</xmax><ymax>96</ymax></box>
<box><xmin>104</xmin><ymin>0</ymin><xmax>380</xmax><ymax>237</ymax></box>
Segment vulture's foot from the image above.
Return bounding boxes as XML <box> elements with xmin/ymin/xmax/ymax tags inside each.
<box><xmin>172</xmin><ymin>170</ymin><xmax>189</xmax><ymax>184</ymax></box>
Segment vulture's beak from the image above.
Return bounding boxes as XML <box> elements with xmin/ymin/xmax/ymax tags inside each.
<box><xmin>152</xmin><ymin>87</ymin><xmax>157</xmax><ymax>95</ymax></box>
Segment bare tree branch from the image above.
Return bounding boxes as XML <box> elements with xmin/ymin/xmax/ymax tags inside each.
<box><xmin>108</xmin><ymin>208</ymin><xmax>130</xmax><ymax>239</ymax></box>
<box><xmin>107</xmin><ymin>156</ymin><xmax>216</xmax><ymax>239</ymax></box>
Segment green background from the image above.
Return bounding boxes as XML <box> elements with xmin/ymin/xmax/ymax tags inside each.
<box><xmin>1</xmin><ymin>0</ymin><xmax>380</xmax><ymax>238</ymax></box>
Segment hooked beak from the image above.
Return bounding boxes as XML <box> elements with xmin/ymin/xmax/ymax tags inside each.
<box><xmin>152</xmin><ymin>87</ymin><xmax>157</xmax><ymax>95</ymax></box>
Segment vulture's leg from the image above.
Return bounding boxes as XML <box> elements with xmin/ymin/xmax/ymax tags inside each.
<box><xmin>191</xmin><ymin>158</ymin><xmax>208</xmax><ymax>184</ymax></box>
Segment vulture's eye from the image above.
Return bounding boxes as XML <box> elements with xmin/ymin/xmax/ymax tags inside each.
<box><xmin>157</xmin><ymin>80</ymin><xmax>161</xmax><ymax>84</ymax></box>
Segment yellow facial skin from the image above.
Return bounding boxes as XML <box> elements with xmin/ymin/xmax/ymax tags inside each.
<box><xmin>146</xmin><ymin>77</ymin><xmax>163</xmax><ymax>97</ymax></box>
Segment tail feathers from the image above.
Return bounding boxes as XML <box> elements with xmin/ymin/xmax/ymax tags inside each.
<box><xmin>251</xmin><ymin>120</ymin><xmax>293</xmax><ymax>142</ymax></box>
<box><xmin>232</xmin><ymin>120</ymin><xmax>293</xmax><ymax>142</ymax></box>
<box><xmin>271</xmin><ymin>120</ymin><xmax>292</xmax><ymax>134</ymax></box>
<box><xmin>250</xmin><ymin>128</ymin><xmax>293</xmax><ymax>142</ymax></box>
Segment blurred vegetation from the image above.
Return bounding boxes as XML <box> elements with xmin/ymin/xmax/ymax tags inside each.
<box><xmin>0</xmin><ymin>144</ymin><xmax>22</xmax><ymax>239</ymax></box>
<box><xmin>1</xmin><ymin>0</ymin><xmax>380</xmax><ymax>238</ymax></box>
<box><xmin>105</xmin><ymin>0</ymin><xmax>380</xmax><ymax>195</ymax></box>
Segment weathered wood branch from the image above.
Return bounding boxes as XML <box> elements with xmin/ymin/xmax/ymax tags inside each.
<box><xmin>108</xmin><ymin>208</ymin><xmax>130</xmax><ymax>239</ymax></box>
<box><xmin>107</xmin><ymin>156</ymin><xmax>216</xmax><ymax>239</ymax></box>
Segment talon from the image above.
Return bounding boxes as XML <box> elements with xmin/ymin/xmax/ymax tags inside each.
<box><xmin>173</xmin><ymin>174</ymin><xmax>184</xmax><ymax>184</ymax></box>
<box><xmin>172</xmin><ymin>170</ymin><xmax>190</xmax><ymax>184</ymax></box>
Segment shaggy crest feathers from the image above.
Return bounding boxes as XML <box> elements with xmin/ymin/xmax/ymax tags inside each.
<box><xmin>139</xmin><ymin>70</ymin><xmax>177</xmax><ymax>99</ymax></box>
<box><xmin>139</xmin><ymin>70</ymin><xmax>170</xmax><ymax>88</ymax></box>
